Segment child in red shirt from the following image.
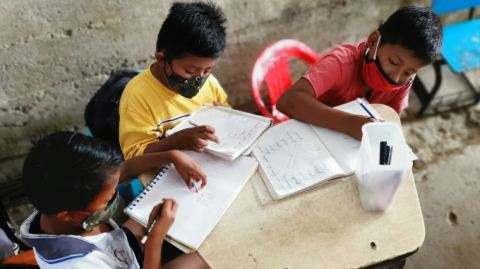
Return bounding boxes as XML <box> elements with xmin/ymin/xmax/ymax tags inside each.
<box><xmin>277</xmin><ymin>5</ymin><xmax>443</xmax><ymax>140</ymax></box>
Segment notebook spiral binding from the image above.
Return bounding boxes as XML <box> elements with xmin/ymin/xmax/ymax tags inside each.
<box><xmin>127</xmin><ymin>164</ymin><xmax>173</xmax><ymax>211</ymax></box>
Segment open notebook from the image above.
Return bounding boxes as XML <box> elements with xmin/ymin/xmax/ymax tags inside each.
<box><xmin>252</xmin><ymin>99</ymin><xmax>383</xmax><ymax>200</ymax></box>
<box><xmin>165</xmin><ymin>104</ymin><xmax>273</xmax><ymax>161</ymax></box>
<box><xmin>124</xmin><ymin>151</ymin><xmax>258</xmax><ymax>253</ymax></box>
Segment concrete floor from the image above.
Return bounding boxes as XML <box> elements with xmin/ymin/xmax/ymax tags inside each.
<box><xmin>407</xmin><ymin>145</ymin><xmax>480</xmax><ymax>269</ymax></box>
<box><xmin>402</xmin><ymin>64</ymin><xmax>480</xmax><ymax>269</ymax></box>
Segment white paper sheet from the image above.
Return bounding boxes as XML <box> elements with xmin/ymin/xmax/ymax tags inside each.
<box><xmin>125</xmin><ymin>151</ymin><xmax>258</xmax><ymax>251</ymax></box>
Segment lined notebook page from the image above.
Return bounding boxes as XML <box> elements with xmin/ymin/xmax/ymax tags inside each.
<box><xmin>310</xmin><ymin>100</ymin><xmax>383</xmax><ymax>175</ymax></box>
<box><xmin>252</xmin><ymin>120</ymin><xmax>345</xmax><ymax>199</ymax></box>
<box><xmin>125</xmin><ymin>151</ymin><xmax>258</xmax><ymax>250</ymax></box>
<box><xmin>168</xmin><ymin>105</ymin><xmax>272</xmax><ymax>160</ymax></box>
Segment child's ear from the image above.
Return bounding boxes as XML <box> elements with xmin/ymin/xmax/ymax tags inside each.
<box><xmin>56</xmin><ymin>211</ymin><xmax>74</xmax><ymax>222</ymax></box>
<box><xmin>155</xmin><ymin>51</ymin><xmax>167</xmax><ymax>68</ymax></box>
<box><xmin>367</xmin><ymin>30</ymin><xmax>381</xmax><ymax>50</ymax></box>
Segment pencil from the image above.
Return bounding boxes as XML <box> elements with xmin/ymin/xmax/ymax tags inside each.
<box><xmin>388</xmin><ymin>146</ymin><xmax>393</xmax><ymax>165</ymax></box>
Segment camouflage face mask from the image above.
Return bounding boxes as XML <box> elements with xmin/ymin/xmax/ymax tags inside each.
<box><xmin>164</xmin><ymin>62</ymin><xmax>209</xmax><ymax>99</ymax></box>
<box><xmin>79</xmin><ymin>191</ymin><xmax>119</xmax><ymax>231</ymax></box>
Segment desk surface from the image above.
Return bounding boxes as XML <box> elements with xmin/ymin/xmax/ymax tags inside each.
<box><xmin>196</xmin><ymin>104</ymin><xmax>425</xmax><ymax>269</ymax></box>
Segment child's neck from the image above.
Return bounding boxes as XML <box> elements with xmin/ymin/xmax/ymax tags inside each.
<box><xmin>150</xmin><ymin>62</ymin><xmax>170</xmax><ymax>90</ymax></box>
<box><xmin>40</xmin><ymin>214</ymin><xmax>85</xmax><ymax>236</ymax></box>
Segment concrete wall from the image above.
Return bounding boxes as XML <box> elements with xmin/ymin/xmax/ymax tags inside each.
<box><xmin>0</xmin><ymin>0</ymin><xmax>427</xmax><ymax>182</ymax></box>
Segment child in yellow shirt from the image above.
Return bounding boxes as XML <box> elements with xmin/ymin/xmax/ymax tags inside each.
<box><xmin>120</xmin><ymin>2</ymin><xmax>229</xmax><ymax>160</ymax></box>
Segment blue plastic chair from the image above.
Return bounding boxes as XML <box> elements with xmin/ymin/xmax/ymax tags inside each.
<box><xmin>413</xmin><ymin>0</ymin><xmax>480</xmax><ymax>116</ymax></box>
<box><xmin>86</xmin><ymin>128</ymin><xmax>143</xmax><ymax>203</ymax></box>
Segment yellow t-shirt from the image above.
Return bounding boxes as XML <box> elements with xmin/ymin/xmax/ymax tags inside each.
<box><xmin>119</xmin><ymin>66</ymin><xmax>230</xmax><ymax>160</ymax></box>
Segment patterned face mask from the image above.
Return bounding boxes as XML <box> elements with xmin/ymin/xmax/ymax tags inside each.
<box><xmin>78</xmin><ymin>191</ymin><xmax>119</xmax><ymax>231</ymax></box>
<box><xmin>164</xmin><ymin>61</ymin><xmax>209</xmax><ymax>99</ymax></box>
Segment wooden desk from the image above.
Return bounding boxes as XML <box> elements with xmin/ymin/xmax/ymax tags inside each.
<box><xmin>197</xmin><ymin>104</ymin><xmax>424</xmax><ymax>269</ymax></box>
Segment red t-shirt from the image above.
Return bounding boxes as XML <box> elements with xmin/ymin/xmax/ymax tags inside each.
<box><xmin>302</xmin><ymin>41</ymin><xmax>411</xmax><ymax>112</ymax></box>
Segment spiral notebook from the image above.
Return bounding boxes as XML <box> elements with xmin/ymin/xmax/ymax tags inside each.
<box><xmin>124</xmin><ymin>151</ymin><xmax>258</xmax><ymax>253</ymax></box>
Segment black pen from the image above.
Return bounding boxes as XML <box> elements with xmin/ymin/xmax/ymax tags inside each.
<box><xmin>141</xmin><ymin>204</ymin><xmax>164</xmax><ymax>244</ymax></box>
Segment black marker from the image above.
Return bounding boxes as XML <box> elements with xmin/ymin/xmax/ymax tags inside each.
<box><xmin>380</xmin><ymin>141</ymin><xmax>387</xmax><ymax>165</ymax></box>
<box><xmin>141</xmin><ymin>203</ymin><xmax>164</xmax><ymax>244</ymax></box>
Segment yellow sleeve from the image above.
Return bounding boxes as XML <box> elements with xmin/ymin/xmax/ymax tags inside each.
<box><xmin>119</xmin><ymin>107</ymin><xmax>160</xmax><ymax>160</ymax></box>
<box><xmin>210</xmin><ymin>75</ymin><xmax>231</xmax><ymax>108</ymax></box>
<box><xmin>119</xmin><ymin>88</ymin><xmax>161</xmax><ymax>160</ymax></box>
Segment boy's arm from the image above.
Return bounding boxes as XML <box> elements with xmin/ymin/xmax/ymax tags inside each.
<box><xmin>143</xmin><ymin>200</ymin><xmax>177</xmax><ymax>269</ymax></box>
<box><xmin>143</xmin><ymin>134</ymin><xmax>183</xmax><ymax>154</ymax></box>
<box><xmin>119</xmin><ymin>151</ymin><xmax>173</xmax><ymax>183</ymax></box>
<box><xmin>276</xmin><ymin>78</ymin><xmax>374</xmax><ymax>140</ymax></box>
<box><xmin>119</xmin><ymin>150</ymin><xmax>207</xmax><ymax>188</ymax></box>
<box><xmin>144</xmin><ymin>126</ymin><xmax>219</xmax><ymax>155</ymax></box>
<box><xmin>144</xmin><ymin>245</ymin><xmax>163</xmax><ymax>269</ymax></box>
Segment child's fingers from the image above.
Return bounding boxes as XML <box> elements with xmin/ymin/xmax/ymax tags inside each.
<box><xmin>185</xmin><ymin>175</ymin><xmax>193</xmax><ymax>189</ymax></box>
<box><xmin>199</xmin><ymin>176</ymin><xmax>207</xmax><ymax>188</ymax></box>
<box><xmin>171</xmin><ymin>200</ymin><xmax>179</xmax><ymax>214</ymax></box>
<box><xmin>198</xmin><ymin>132</ymin><xmax>220</xmax><ymax>144</ymax></box>
<box><xmin>196</xmin><ymin>125</ymin><xmax>215</xmax><ymax>134</ymax></box>
<box><xmin>149</xmin><ymin>203</ymin><xmax>163</xmax><ymax>221</ymax></box>
<box><xmin>193</xmin><ymin>171</ymin><xmax>207</xmax><ymax>186</ymax></box>
<box><xmin>191</xmin><ymin>146</ymin><xmax>205</xmax><ymax>153</ymax></box>
<box><xmin>162</xmin><ymin>199</ymin><xmax>174</xmax><ymax>211</ymax></box>
<box><xmin>193</xmin><ymin>138</ymin><xmax>208</xmax><ymax>148</ymax></box>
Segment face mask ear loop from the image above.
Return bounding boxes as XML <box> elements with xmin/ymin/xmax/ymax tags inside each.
<box><xmin>373</xmin><ymin>35</ymin><xmax>381</xmax><ymax>60</ymax></box>
<box><xmin>162</xmin><ymin>58</ymin><xmax>174</xmax><ymax>89</ymax></box>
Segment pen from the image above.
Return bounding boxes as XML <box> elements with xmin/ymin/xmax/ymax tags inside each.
<box><xmin>388</xmin><ymin>146</ymin><xmax>394</xmax><ymax>165</ymax></box>
<box><xmin>141</xmin><ymin>203</ymin><xmax>164</xmax><ymax>244</ymax></box>
<box><xmin>356</xmin><ymin>98</ymin><xmax>377</xmax><ymax>120</ymax></box>
<box><xmin>191</xmin><ymin>179</ymin><xmax>199</xmax><ymax>194</ymax></box>
<box><xmin>386</xmin><ymin>145</ymin><xmax>390</xmax><ymax>165</ymax></box>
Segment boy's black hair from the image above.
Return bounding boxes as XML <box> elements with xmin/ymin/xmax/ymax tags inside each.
<box><xmin>379</xmin><ymin>5</ymin><xmax>443</xmax><ymax>65</ymax></box>
<box><xmin>22</xmin><ymin>132</ymin><xmax>124</xmax><ymax>215</ymax></box>
<box><xmin>156</xmin><ymin>1</ymin><xmax>227</xmax><ymax>59</ymax></box>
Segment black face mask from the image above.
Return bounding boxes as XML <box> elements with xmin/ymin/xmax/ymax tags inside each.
<box><xmin>163</xmin><ymin>61</ymin><xmax>209</xmax><ymax>99</ymax></box>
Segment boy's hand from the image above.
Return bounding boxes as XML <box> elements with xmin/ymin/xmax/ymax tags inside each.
<box><xmin>146</xmin><ymin>199</ymin><xmax>178</xmax><ymax>246</ymax></box>
<box><xmin>169</xmin><ymin>150</ymin><xmax>207</xmax><ymax>188</ymax></box>
<box><xmin>213</xmin><ymin>101</ymin><xmax>223</xmax><ymax>107</ymax></box>
<box><xmin>172</xmin><ymin>126</ymin><xmax>220</xmax><ymax>153</ymax></box>
<box><xmin>346</xmin><ymin>115</ymin><xmax>378</xmax><ymax>141</ymax></box>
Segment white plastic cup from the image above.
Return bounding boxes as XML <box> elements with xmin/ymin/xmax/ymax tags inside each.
<box><xmin>355</xmin><ymin>122</ymin><xmax>412</xmax><ymax>211</ymax></box>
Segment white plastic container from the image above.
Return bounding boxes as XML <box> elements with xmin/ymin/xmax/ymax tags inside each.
<box><xmin>355</xmin><ymin>122</ymin><xmax>412</xmax><ymax>211</ymax></box>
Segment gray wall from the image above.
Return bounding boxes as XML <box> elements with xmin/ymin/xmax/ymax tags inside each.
<box><xmin>0</xmin><ymin>0</ymin><xmax>427</xmax><ymax>181</ymax></box>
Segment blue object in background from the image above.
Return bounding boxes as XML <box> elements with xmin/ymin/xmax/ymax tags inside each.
<box><xmin>432</xmin><ymin>0</ymin><xmax>480</xmax><ymax>73</ymax></box>
<box><xmin>432</xmin><ymin>0</ymin><xmax>480</xmax><ymax>15</ymax></box>
<box><xmin>441</xmin><ymin>19</ymin><xmax>480</xmax><ymax>73</ymax></box>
